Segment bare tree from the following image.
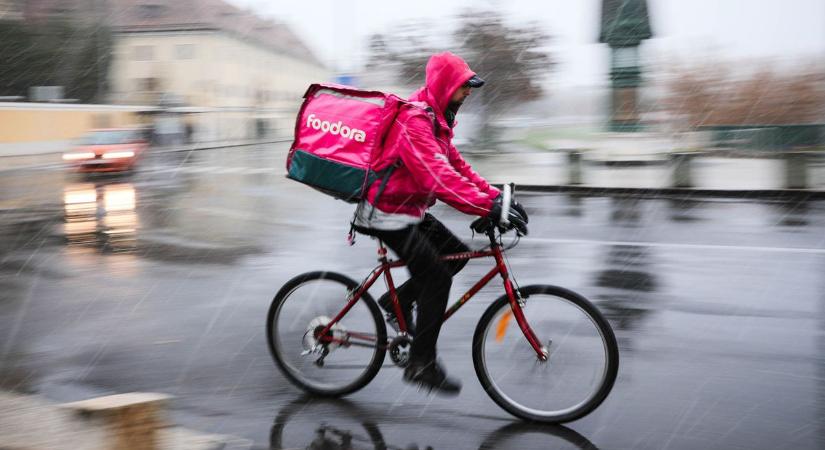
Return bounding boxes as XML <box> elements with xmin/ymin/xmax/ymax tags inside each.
<box><xmin>366</xmin><ymin>10</ymin><xmax>554</xmax><ymax>144</ymax></box>
<box><xmin>663</xmin><ymin>60</ymin><xmax>825</xmax><ymax>130</ymax></box>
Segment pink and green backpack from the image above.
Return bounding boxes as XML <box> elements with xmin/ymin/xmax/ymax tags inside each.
<box><xmin>286</xmin><ymin>83</ymin><xmax>411</xmax><ymax>203</ymax></box>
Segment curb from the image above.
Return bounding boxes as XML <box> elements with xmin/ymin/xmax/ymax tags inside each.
<box><xmin>4</xmin><ymin>141</ymin><xmax>822</xmax><ymax>200</ymax></box>
<box><xmin>0</xmin><ymin>138</ymin><xmax>292</xmax><ymax>159</ymax></box>
<box><xmin>150</xmin><ymin>138</ymin><xmax>291</xmax><ymax>155</ymax></box>
<box><xmin>509</xmin><ymin>184</ymin><xmax>825</xmax><ymax>200</ymax></box>
<box><xmin>0</xmin><ymin>139</ymin><xmax>292</xmax><ymax>173</ymax></box>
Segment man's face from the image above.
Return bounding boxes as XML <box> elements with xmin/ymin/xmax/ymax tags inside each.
<box><xmin>448</xmin><ymin>84</ymin><xmax>472</xmax><ymax>111</ymax></box>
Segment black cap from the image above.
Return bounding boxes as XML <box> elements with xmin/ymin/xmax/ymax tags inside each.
<box><xmin>465</xmin><ymin>75</ymin><xmax>485</xmax><ymax>88</ymax></box>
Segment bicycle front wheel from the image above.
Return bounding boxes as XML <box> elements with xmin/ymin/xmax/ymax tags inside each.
<box><xmin>267</xmin><ymin>271</ymin><xmax>387</xmax><ymax>397</ymax></box>
<box><xmin>473</xmin><ymin>285</ymin><xmax>619</xmax><ymax>423</ymax></box>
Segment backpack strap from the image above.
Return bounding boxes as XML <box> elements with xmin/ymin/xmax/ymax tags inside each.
<box><xmin>360</xmin><ymin>103</ymin><xmax>439</xmax><ymax>223</ymax></box>
<box><xmin>367</xmin><ymin>159</ymin><xmax>402</xmax><ymax>221</ymax></box>
<box><xmin>407</xmin><ymin>101</ymin><xmax>439</xmax><ymax>131</ymax></box>
<box><xmin>349</xmin><ymin>160</ymin><xmax>401</xmax><ymax>244</ymax></box>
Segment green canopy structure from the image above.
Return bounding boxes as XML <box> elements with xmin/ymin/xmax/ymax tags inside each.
<box><xmin>599</xmin><ymin>0</ymin><xmax>653</xmax><ymax>131</ymax></box>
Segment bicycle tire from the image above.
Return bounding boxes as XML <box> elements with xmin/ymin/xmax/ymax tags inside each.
<box><xmin>472</xmin><ymin>284</ymin><xmax>619</xmax><ymax>423</ymax></box>
<box><xmin>267</xmin><ymin>271</ymin><xmax>387</xmax><ymax>397</ymax></box>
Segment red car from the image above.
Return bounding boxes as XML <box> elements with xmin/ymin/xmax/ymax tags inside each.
<box><xmin>63</xmin><ymin>128</ymin><xmax>150</xmax><ymax>173</ymax></box>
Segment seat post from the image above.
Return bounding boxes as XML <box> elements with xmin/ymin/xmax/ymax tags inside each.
<box><xmin>377</xmin><ymin>240</ymin><xmax>389</xmax><ymax>263</ymax></box>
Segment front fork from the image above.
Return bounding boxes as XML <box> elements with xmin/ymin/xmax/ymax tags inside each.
<box><xmin>504</xmin><ymin>281</ymin><xmax>549</xmax><ymax>361</ymax></box>
<box><xmin>492</xmin><ymin>236</ymin><xmax>548</xmax><ymax>361</ymax></box>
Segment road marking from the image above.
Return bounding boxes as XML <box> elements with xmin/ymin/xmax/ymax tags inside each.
<box><xmin>525</xmin><ymin>237</ymin><xmax>825</xmax><ymax>254</ymax></box>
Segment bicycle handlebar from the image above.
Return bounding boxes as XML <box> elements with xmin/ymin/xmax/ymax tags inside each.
<box><xmin>470</xmin><ymin>183</ymin><xmax>524</xmax><ymax>239</ymax></box>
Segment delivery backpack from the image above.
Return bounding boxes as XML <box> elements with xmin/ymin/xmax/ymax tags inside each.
<box><xmin>286</xmin><ymin>83</ymin><xmax>412</xmax><ymax>203</ymax></box>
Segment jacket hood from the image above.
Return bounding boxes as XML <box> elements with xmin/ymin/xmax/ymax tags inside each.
<box><xmin>409</xmin><ymin>52</ymin><xmax>477</xmax><ymax>126</ymax></box>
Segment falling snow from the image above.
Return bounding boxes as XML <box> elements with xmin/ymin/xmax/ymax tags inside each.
<box><xmin>2</xmin><ymin>1</ymin><xmax>825</xmax><ymax>449</ymax></box>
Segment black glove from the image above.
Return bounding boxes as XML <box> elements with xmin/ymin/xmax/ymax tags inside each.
<box><xmin>487</xmin><ymin>194</ymin><xmax>528</xmax><ymax>235</ymax></box>
<box><xmin>511</xmin><ymin>200</ymin><xmax>529</xmax><ymax>224</ymax></box>
<box><xmin>470</xmin><ymin>216</ymin><xmax>493</xmax><ymax>234</ymax></box>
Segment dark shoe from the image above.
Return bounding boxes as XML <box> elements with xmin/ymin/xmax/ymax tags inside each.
<box><xmin>403</xmin><ymin>360</ymin><xmax>461</xmax><ymax>395</ymax></box>
<box><xmin>378</xmin><ymin>295</ymin><xmax>415</xmax><ymax>335</ymax></box>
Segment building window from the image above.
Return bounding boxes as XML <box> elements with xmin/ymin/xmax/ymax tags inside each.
<box><xmin>137</xmin><ymin>4</ymin><xmax>166</xmax><ymax>19</ymax></box>
<box><xmin>135</xmin><ymin>78</ymin><xmax>159</xmax><ymax>92</ymax></box>
<box><xmin>175</xmin><ymin>44</ymin><xmax>195</xmax><ymax>60</ymax></box>
<box><xmin>133</xmin><ymin>45</ymin><xmax>154</xmax><ymax>61</ymax></box>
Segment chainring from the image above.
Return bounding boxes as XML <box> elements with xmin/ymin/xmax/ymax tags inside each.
<box><xmin>388</xmin><ymin>335</ymin><xmax>413</xmax><ymax>368</ymax></box>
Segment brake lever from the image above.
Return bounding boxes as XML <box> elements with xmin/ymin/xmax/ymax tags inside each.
<box><xmin>470</xmin><ymin>217</ymin><xmax>492</xmax><ymax>234</ymax></box>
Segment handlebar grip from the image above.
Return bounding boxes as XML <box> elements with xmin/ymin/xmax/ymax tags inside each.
<box><xmin>500</xmin><ymin>184</ymin><xmax>511</xmax><ymax>227</ymax></box>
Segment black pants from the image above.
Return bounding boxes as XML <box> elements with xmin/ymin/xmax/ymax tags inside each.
<box><xmin>355</xmin><ymin>214</ymin><xmax>469</xmax><ymax>363</ymax></box>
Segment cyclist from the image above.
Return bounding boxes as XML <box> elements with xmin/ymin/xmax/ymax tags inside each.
<box><xmin>352</xmin><ymin>51</ymin><xmax>528</xmax><ymax>395</ymax></box>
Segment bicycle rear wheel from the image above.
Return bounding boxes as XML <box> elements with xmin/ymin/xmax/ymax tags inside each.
<box><xmin>473</xmin><ymin>284</ymin><xmax>618</xmax><ymax>423</ymax></box>
<box><xmin>267</xmin><ymin>271</ymin><xmax>387</xmax><ymax>397</ymax></box>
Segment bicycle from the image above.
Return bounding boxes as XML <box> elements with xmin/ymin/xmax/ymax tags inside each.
<box><xmin>267</xmin><ymin>185</ymin><xmax>619</xmax><ymax>423</ymax></box>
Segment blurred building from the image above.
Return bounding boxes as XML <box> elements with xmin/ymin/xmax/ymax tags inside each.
<box><xmin>107</xmin><ymin>0</ymin><xmax>329</xmax><ymax>140</ymax></box>
<box><xmin>0</xmin><ymin>0</ymin><xmax>23</xmax><ymax>20</ymax></box>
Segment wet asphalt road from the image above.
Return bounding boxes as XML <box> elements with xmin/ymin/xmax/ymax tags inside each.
<box><xmin>1</xmin><ymin>143</ymin><xmax>824</xmax><ymax>449</ymax></box>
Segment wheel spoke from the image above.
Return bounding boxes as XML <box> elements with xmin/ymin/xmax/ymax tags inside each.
<box><xmin>267</xmin><ymin>272</ymin><xmax>387</xmax><ymax>396</ymax></box>
<box><xmin>474</xmin><ymin>285</ymin><xmax>618</xmax><ymax>423</ymax></box>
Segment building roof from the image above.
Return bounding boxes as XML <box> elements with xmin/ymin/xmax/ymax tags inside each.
<box><xmin>15</xmin><ymin>0</ymin><xmax>105</xmax><ymax>23</ymax></box>
<box><xmin>109</xmin><ymin>0</ymin><xmax>324</xmax><ymax>67</ymax></box>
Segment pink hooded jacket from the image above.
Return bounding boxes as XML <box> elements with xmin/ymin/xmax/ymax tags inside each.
<box><xmin>364</xmin><ymin>52</ymin><xmax>501</xmax><ymax>218</ymax></box>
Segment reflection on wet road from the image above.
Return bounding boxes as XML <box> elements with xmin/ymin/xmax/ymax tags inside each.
<box><xmin>271</xmin><ymin>396</ymin><xmax>598</xmax><ymax>450</ymax></box>
<box><xmin>63</xmin><ymin>183</ymin><xmax>138</xmax><ymax>251</ymax></box>
<box><xmin>1</xmin><ymin>143</ymin><xmax>825</xmax><ymax>449</ymax></box>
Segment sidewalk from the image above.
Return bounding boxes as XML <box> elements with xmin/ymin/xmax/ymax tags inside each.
<box><xmin>2</xmin><ymin>138</ymin><xmax>824</xmax><ymax>197</ymax></box>
<box><xmin>464</xmin><ymin>148</ymin><xmax>825</xmax><ymax>197</ymax></box>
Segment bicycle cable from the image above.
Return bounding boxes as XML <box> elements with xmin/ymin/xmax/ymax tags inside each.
<box><xmin>502</xmin><ymin>231</ymin><xmax>521</xmax><ymax>252</ymax></box>
<box><xmin>500</xmin><ymin>232</ymin><xmax>523</xmax><ymax>297</ymax></box>
<box><xmin>468</xmin><ymin>228</ymin><xmax>521</xmax><ymax>252</ymax></box>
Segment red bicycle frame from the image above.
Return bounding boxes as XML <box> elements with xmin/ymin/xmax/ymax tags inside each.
<box><xmin>318</xmin><ymin>229</ymin><xmax>548</xmax><ymax>360</ymax></box>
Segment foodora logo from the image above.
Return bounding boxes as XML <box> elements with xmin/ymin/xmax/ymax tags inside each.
<box><xmin>305</xmin><ymin>114</ymin><xmax>367</xmax><ymax>143</ymax></box>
